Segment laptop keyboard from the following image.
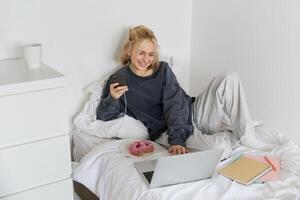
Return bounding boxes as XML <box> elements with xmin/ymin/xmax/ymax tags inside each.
<box><xmin>143</xmin><ymin>171</ymin><xmax>154</xmax><ymax>183</ymax></box>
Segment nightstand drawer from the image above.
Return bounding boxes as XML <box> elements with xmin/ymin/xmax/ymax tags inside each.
<box><xmin>0</xmin><ymin>87</ymin><xmax>69</xmax><ymax>148</ymax></box>
<box><xmin>0</xmin><ymin>135</ymin><xmax>72</xmax><ymax>197</ymax></box>
<box><xmin>0</xmin><ymin>179</ymin><xmax>73</xmax><ymax>200</ymax></box>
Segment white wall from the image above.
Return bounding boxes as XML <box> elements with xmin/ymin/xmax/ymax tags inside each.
<box><xmin>191</xmin><ymin>0</ymin><xmax>300</xmax><ymax>146</ymax></box>
<box><xmin>0</xmin><ymin>0</ymin><xmax>192</xmax><ymax>127</ymax></box>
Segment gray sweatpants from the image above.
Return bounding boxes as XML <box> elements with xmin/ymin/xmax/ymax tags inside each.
<box><xmin>156</xmin><ymin>72</ymin><xmax>270</xmax><ymax>156</ymax></box>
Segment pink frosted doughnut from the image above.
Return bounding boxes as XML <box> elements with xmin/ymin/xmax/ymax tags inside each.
<box><xmin>128</xmin><ymin>141</ymin><xmax>146</xmax><ymax>156</ymax></box>
<box><xmin>143</xmin><ymin>140</ymin><xmax>154</xmax><ymax>153</ymax></box>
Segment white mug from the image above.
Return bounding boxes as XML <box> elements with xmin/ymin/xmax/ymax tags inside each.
<box><xmin>20</xmin><ymin>43</ymin><xmax>42</xmax><ymax>69</ymax></box>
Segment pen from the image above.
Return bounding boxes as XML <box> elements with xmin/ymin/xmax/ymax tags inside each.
<box><xmin>264</xmin><ymin>156</ymin><xmax>277</xmax><ymax>171</ymax></box>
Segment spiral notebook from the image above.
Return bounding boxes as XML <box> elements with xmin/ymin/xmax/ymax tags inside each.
<box><xmin>218</xmin><ymin>156</ymin><xmax>272</xmax><ymax>185</ymax></box>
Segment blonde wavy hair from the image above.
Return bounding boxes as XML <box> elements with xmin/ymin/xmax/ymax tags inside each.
<box><xmin>120</xmin><ymin>25</ymin><xmax>159</xmax><ymax>71</ymax></box>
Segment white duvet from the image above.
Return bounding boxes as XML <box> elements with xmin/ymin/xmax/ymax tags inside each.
<box><xmin>73</xmin><ymin>125</ymin><xmax>300</xmax><ymax>200</ymax></box>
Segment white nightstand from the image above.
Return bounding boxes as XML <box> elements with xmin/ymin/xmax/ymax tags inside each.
<box><xmin>0</xmin><ymin>59</ymin><xmax>73</xmax><ymax>200</ymax></box>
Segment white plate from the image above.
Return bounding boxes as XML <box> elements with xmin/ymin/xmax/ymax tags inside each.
<box><xmin>119</xmin><ymin>140</ymin><xmax>166</xmax><ymax>158</ymax></box>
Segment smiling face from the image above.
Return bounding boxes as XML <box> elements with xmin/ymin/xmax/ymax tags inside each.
<box><xmin>129</xmin><ymin>39</ymin><xmax>156</xmax><ymax>76</ymax></box>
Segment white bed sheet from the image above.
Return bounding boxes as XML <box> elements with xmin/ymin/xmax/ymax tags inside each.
<box><xmin>73</xmin><ymin>125</ymin><xmax>300</xmax><ymax>200</ymax></box>
<box><xmin>72</xmin><ymin>129</ymin><xmax>116</xmax><ymax>162</ymax></box>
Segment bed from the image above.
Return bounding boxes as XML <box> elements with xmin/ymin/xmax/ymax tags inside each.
<box><xmin>72</xmin><ymin>125</ymin><xmax>300</xmax><ymax>200</ymax></box>
<box><xmin>71</xmin><ymin>80</ymin><xmax>300</xmax><ymax>200</ymax></box>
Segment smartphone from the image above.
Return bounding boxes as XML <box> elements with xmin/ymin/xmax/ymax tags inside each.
<box><xmin>109</xmin><ymin>73</ymin><xmax>128</xmax><ymax>88</ymax></box>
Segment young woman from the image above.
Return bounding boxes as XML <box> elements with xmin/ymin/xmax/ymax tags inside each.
<box><xmin>97</xmin><ymin>25</ymin><xmax>265</xmax><ymax>155</ymax></box>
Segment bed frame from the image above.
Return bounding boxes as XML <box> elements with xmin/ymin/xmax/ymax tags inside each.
<box><xmin>74</xmin><ymin>181</ymin><xmax>99</xmax><ymax>200</ymax></box>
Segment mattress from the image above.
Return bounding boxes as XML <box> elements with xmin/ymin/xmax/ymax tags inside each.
<box><xmin>73</xmin><ymin>124</ymin><xmax>300</xmax><ymax>200</ymax></box>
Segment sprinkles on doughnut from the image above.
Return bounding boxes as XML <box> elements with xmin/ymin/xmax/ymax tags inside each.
<box><xmin>128</xmin><ymin>140</ymin><xmax>154</xmax><ymax>156</ymax></box>
<box><xmin>143</xmin><ymin>140</ymin><xmax>154</xmax><ymax>153</ymax></box>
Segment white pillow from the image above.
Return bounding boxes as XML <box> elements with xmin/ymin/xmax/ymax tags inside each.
<box><xmin>74</xmin><ymin>75</ymin><xmax>149</xmax><ymax>139</ymax></box>
<box><xmin>84</xmin><ymin>76</ymin><xmax>108</xmax><ymax>98</ymax></box>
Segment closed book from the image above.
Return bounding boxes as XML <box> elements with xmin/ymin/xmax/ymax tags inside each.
<box><xmin>246</xmin><ymin>155</ymin><xmax>280</xmax><ymax>182</ymax></box>
<box><xmin>218</xmin><ymin>156</ymin><xmax>272</xmax><ymax>185</ymax></box>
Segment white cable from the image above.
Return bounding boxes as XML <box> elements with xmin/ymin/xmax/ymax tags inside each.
<box><xmin>115</xmin><ymin>91</ymin><xmax>127</xmax><ymax>137</ymax></box>
<box><xmin>124</xmin><ymin>91</ymin><xmax>127</xmax><ymax>116</ymax></box>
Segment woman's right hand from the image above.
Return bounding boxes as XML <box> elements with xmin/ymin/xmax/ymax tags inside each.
<box><xmin>110</xmin><ymin>83</ymin><xmax>128</xmax><ymax>100</ymax></box>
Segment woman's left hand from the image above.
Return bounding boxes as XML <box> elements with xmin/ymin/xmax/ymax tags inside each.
<box><xmin>168</xmin><ymin>145</ymin><xmax>189</xmax><ymax>155</ymax></box>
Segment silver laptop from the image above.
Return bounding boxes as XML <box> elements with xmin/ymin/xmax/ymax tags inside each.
<box><xmin>134</xmin><ymin>148</ymin><xmax>224</xmax><ymax>188</ymax></box>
